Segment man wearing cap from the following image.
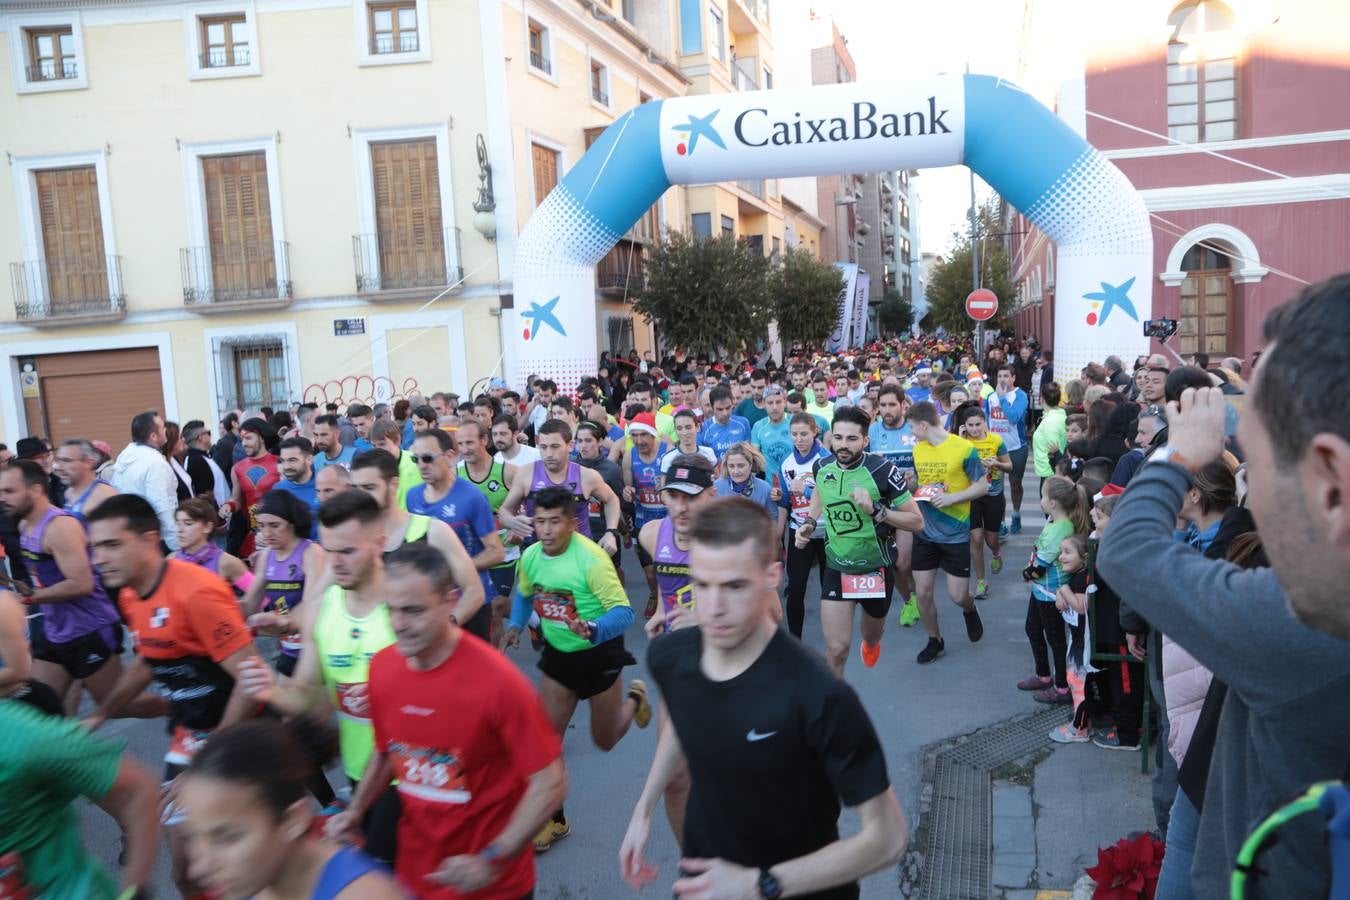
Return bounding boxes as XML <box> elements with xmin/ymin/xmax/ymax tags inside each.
<box><xmin>906</xmin><ymin>367</ymin><xmax>934</xmax><ymax>405</ymax></box>
<box><xmin>15</xmin><ymin>437</ymin><xmax>65</xmax><ymax>506</ymax></box>
<box><xmin>109</xmin><ymin>411</ymin><xmax>180</xmax><ymax>549</ymax></box>
<box><xmin>222</xmin><ymin>417</ymin><xmax>280</xmax><ymax>558</ymax></box>
<box><xmin>623</xmin><ymin>412</ymin><xmax>670</xmax><ymax>618</ymax></box>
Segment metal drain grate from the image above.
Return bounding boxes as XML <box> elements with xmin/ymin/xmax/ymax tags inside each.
<box><xmin>908</xmin><ymin>705</ymin><xmax>1070</xmax><ymax>899</ymax></box>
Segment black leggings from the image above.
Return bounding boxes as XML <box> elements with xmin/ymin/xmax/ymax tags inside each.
<box><xmin>1025</xmin><ymin>595</ymin><xmax>1068</xmax><ymax>689</ymax></box>
<box><xmin>785</xmin><ymin>530</ymin><xmax>826</xmax><ymax>638</ymax></box>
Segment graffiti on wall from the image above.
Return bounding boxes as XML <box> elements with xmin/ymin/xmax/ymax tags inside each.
<box><xmin>302</xmin><ymin>376</ymin><xmax>421</xmax><ymax>408</ymax></box>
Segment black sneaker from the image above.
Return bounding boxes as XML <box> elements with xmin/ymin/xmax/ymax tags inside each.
<box><xmin>916</xmin><ymin>637</ymin><xmax>945</xmax><ymax>664</ymax></box>
<box><xmin>964</xmin><ymin>609</ymin><xmax>984</xmax><ymax>642</ymax></box>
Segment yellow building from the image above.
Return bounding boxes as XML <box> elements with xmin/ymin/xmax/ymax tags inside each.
<box><xmin>1</xmin><ymin>0</ymin><xmax>795</xmax><ymax>451</ymax></box>
<box><xmin>1</xmin><ymin>0</ymin><xmax>499</xmax><ymax>452</ymax></box>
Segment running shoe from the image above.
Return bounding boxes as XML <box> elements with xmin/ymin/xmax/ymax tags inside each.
<box><xmin>964</xmin><ymin>609</ymin><xmax>984</xmax><ymax>642</ymax></box>
<box><xmin>644</xmin><ymin>595</ymin><xmax>658</xmax><ymax>619</ymax></box>
<box><xmin>916</xmin><ymin>637</ymin><xmax>945</xmax><ymax>664</ymax></box>
<box><xmin>860</xmin><ymin>640</ymin><xmax>882</xmax><ymax>668</ymax></box>
<box><xmin>1033</xmin><ymin>686</ymin><xmax>1073</xmax><ymax>704</ymax></box>
<box><xmin>1017</xmin><ymin>674</ymin><xmax>1052</xmax><ymax>691</ymax></box>
<box><xmin>1010</xmin><ymin>514</ymin><xmax>1023</xmax><ymax>534</ymax></box>
<box><xmin>998</xmin><ymin>521</ymin><xmax>1009</xmax><ymax>538</ymax></box>
<box><xmin>899</xmin><ymin>594</ymin><xmax>920</xmax><ymax>627</ymax></box>
<box><xmin>628</xmin><ymin>679</ymin><xmax>652</xmax><ymax>728</ymax></box>
<box><xmin>1049</xmin><ymin>723</ymin><xmax>1090</xmax><ymax>744</ymax></box>
<box><xmin>1091</xmin><ymin>727</ymin><xmax>1141</xmax><ymax>752</ymax></box>
<box><xmin>991</xmin><ymin>554</ymin><xmax>1003</xmax><ymax>575</ymax></box>
<box><xmin>533</xmin><ymin>818</ymin><xmax>571</xmax><ymax>852</ymax></box>
<box><xmin>973</xmin><ymin>579</ymin><xmax>989</xmax><ymax>600</ymax></box>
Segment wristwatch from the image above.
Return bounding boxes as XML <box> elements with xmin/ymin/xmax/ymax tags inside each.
<box><xmin>1149</xmin><ymin>445</ymin><xmax>1200</xmax><ymax>475</ymax></box>
<box><xmin>757</xmin><ymin>868</ymin><xmax>783</xmax><ymax>899</ymax></box>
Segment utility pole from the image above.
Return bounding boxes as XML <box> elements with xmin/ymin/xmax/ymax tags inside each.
<box><xmin>970</xmin><ymin>166</ymin><xmax>983</xmax><ymax>363</ymax></box>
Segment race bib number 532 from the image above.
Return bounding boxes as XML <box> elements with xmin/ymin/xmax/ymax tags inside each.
<box><xmin>534</xmin><ymin>589</ymin><xmax>579</xmax><ymax>625</ymax></box>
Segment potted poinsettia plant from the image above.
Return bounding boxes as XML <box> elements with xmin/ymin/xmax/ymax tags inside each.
<box><xmin>1085</xmin><ymin>833</ymin><xmax>1165</xmax><ymax>899</ymax></box>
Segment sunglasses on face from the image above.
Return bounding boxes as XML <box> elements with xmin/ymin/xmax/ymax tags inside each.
<box><xmin>412</xmin><ymin>453</ymin><xmax>443</xmax><ymax>464</ymax></box>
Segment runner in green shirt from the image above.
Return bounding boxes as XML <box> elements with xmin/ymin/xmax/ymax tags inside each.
<box><xmin>795</xmin><ymin>406</ymin><xmax>924</xmax><ymax>677</ymax></box>
<box><xmin>0</xmin><ymin>700</ymin><xmax>159</xmax><ymax>899</ymax></box>
<box><xmin>501</xmin><ymin>485</ymin><xmax>652</xmax><ymax>853</ymax></box>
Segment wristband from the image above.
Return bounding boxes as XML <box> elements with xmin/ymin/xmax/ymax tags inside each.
<box><xmin>232</xmin><ymin>572</ymin><xmax>255</xmax><ymax>592</ymax></box>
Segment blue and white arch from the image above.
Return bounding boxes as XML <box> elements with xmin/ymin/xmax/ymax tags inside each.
<box><xmin>509</xmin><ymin>73</ymin><xmax>1150</xmax><ymax>388</ymax></box>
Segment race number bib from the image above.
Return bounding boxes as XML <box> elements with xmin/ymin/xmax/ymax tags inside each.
<box><xmin>841</xmin><ymin>570</ymin><xmax>887</xmax><ymax>600</ymax></box>
<box><xmin>534</xmin><ymin>589</ymin><xmax>579</xmax><ymax>626</ymax></box>
<box><xmin>390</xmin><ymin>743</ymin><xmax>471</xmax><ymax>805</ymax></box>
<box><xmin>165</xmin><ymin>725</ymin><xmax>213</xmax><ymax>766</ymax></box>
<box><xmin>588</xmin><ymin>498</ymin><xmax>602</xmax><ymax>517</ymax></box>
<box><xmin>914</xmin><ymin>482</ymin><xmax>947</xmax><ymax>503</ymax></box>
<box><xmin>790</xmin><ymin>490</ymin><xmax>812</xmax><ymax>510</ymax></box>
<box><xmin>334</xmin><ymin>681</ymin><xmax>371</xmax><ymax>723</ymax></box>
<box><xmin>636</xmin><ymin>488</ymin><xmax>661</xmax><ymax>506</ymax></box>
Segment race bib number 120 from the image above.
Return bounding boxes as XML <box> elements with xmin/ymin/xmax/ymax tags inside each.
<box><xmin>841</xmin><ymin>570</ymin><xmax>887</xmax><ymax>600</ymax></box>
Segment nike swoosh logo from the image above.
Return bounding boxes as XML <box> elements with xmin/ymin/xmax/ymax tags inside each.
<box><xmin>746</xmin><ymin>729</ymin><xmax>777</xmax><ymax>742</ymax></box>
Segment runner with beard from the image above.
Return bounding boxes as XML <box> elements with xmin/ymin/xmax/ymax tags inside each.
<box><xmin>794</xmin><ymin>407</ymin><xmax>924</xmax><ymax>676</ymax></box>
<box><xmin>574</xmin><ymin>421</ymin><xmax>626</xmax><ymax>572</ymax></box>
<box><xmin>222</xmin><ymin>418</ymin><xmax>280</xmax><ymax>558</ymax></box>
<box><xmin>868</xmin><ymin>385</ymin><xmax>921</xmax><ymax>627</ymax></box>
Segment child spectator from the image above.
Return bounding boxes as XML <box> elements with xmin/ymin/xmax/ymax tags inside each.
<box><xmin>1084</xmin><ymin>491</ymin><xmax>1145</xmax><ymax>751</ymax></box>
<box><xmin>1018</xmin><ymin>475</ymin><xmax>1091</xmax><ymax>704</ymax></box>
<box><xmin>1049</xmin><ymin>533</ymin><xmax>1093</xmax><ymax>742</ymax></box>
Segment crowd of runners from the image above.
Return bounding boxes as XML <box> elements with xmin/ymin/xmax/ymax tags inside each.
<box><xmin>0</xmin><ymin>271</ymin><xmax>1348</xmax><ymax>900</ymax></box>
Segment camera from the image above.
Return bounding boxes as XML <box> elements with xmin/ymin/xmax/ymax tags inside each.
<box><xmin>1144</xmin><ymin>318</ymin><xmax>1179</xmax><ymax>341</ymax></box>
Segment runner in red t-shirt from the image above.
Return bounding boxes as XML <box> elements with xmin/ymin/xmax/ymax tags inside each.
<box><xmin>224</xmin><ymin>418</ymin><xmax>280</xmax><ymax>558</ymax></box>
<box><xmin>326</xmin><ymin>542</ymin><xmax>564</xmax><ymax>900</ymax></box>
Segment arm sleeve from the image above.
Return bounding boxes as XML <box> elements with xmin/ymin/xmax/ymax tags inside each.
<box><xmin>588</xmin><ymin>605</ymin><xmax>635</xmax><ymax>644</ymax></box>
<box><xmin>187</xmin><ymin>574</ymin><xmax>254</xmax><ymax>662</ymax></box>
<box><xmin>1097</xmin><ymin>463</ymin><xmax>1350</xmax><ymax>708</ymax></box>
<box><xmin>807</xmin><ymin>681</ymin><xmax>891</xmax><ymax>808</ymax></box>
<box><xmin>508</xmin><ymin>567</ymin><xmax>533</xmax><ymax>632</ymax></box>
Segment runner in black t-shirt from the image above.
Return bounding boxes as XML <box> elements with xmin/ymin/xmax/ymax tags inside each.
<box><xmin>621</xmin><ymin>496</ymin><xmax>908</xmax><ymax>900</ymax></box>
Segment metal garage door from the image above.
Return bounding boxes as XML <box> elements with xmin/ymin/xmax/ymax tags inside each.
<box><xmin>21</xmin><ymin>348</ymin><xmax>166</xmax><ymax>457</ymax></box>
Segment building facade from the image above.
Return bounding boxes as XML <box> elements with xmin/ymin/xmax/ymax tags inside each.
<box><xmin>1</xmin><ymin>0</ymin><xmax>500</xmax><ymax>453</ymax></box>
<box><xmin>1007</xmin><ymin>0</ymin><xmax>1350</xmax><ymax>366</ymax></box>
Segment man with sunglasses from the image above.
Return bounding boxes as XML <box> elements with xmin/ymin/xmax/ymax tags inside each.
<box><xmin>406</xmin><ymin>429</ymin><xmax>505</xmax><ymax>641</ymax></box>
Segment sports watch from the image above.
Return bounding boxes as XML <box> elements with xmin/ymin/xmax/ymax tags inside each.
<box><xmin>1148</xmin><ymin>445</ymin><xmax>1200</xmax><ymax>475</ymax></box>
<box><xmin>757</xmin><ymin>868</ymin><xmax>783</xmax><ymax>899</ymax></box>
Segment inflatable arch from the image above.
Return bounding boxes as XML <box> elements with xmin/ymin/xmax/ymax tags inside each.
<box><xmin>509</xmin><ymin>74</ymin><xmax>1151</xmax><ymax>388</ymax></box>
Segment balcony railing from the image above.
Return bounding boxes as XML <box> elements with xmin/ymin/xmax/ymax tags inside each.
<box><xmin>592</xmin><ymin>86</ymin><xmax>608</xmax><ymax>105</ymax></box>
<box><xmin>200</xmin><ymin>47</ymin><xmax>250</xmax><ymax>68</ymax></box>
<box><xmin>737</xmin><ymin>178</ymin><xmax>765</xmax><ymax>199</ymax></box>
<box><xmin>12</xmin><ymin>255</ymin><xmax>125</xmax><ymax>322</ymax></box>
<box><xmin>370</xmin><ymin>32</ymin><xmax>419</xmax><ymax>54</ymax></box>
<box><xmin>25</xmin><ymin>61</ymin><xmax>78</xmax><ymax>82</ymax></box>
<box><xmin>529</xmin><ymin>51</ymin><xmax>551</xmax><ymax>74</ymax></box>
<box><xmin>353</xmin><ymin>227</ymin><xmax>462</xmax><ymax>293</ymax></box>
<box><xmin>181</xmin><ymin>241</ymin><xmax>292</xmax><ymax>306</ymax></box>
<box><xmin>597</xmin><ymin>242</ymin><xmax>645</xmax><ymax>292</ymax></box>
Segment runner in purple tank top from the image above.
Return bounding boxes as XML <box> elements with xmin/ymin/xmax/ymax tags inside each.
<box><xmin>172</xmin><ymin>497</ymin><xmax>252</xmax><ymax>586</ymax></box>
<box><xmin>638</xmin><ymin>454</ymin><xmax>715</xmax><ymax>636</ymax></box>
<box><xmin>499</xmin><ymin>419</ymin><xmax>622</xmax><ymax>557</ymax></box>
<box><xmin>240</xmin><ymin>491</ymin><xmax>325</xmax><ymax>678</ymax></box>
<box><xmin>0</xmin><ymin>461</ymin><xmax>163</xmax><ymax>718</ymax></box>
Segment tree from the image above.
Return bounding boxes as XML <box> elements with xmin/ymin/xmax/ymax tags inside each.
<box><xmin>632</xmin><ymin>232</ymin><xmax>773</xmax><ymax>358</ymax></box>
<box><xmin>771</xmin><ymin>247</ymin><xmax>846</xmax><ymax>350</ymax></box>
<box><xmin>924</xmin><ymin>201</ymin><xmax>1014</xmax><ymax>334</ymax></box>
<box><xmin>878</xmin><ymin>287</ymin><xmax>914</xmax><ymax>336</ymax></box>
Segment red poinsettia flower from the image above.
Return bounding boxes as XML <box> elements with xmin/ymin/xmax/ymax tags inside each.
<box><xmin>1086</xmin><ymin>832</ymin><xmax>1166</xmax><ymax>899</ymax></box>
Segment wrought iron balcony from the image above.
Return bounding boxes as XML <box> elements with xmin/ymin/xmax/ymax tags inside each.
<box><xmin>11</xmin><ymin>255</ymin><xmax>125</xmax><ymax>324</ymax></box>
<box><xmin>353</xmin><ymin>227</ymin><xmax>462</xmax><ymax>294</ymax></box>
<box><xmin>592</xmin><ymin>86</ymin><xmax>609</xmax><ymax>106</ymax></box>
<box><xmin>529</xmin><ymin>51</ymin><xmax>551</xmax><ymax>74</ymax></box>
<box><xmin>597</xmin><ymin>242</ymin><xmax>645</xmax><ymax>293</ymax></box>
<box><xmin>370</xmin><ymin>32</ymin><xmax>419</xmax><ymax>54</ymax></box>
<box><xmin>181</xmin><ymin>241</ymin><xmax>292</xmax><ymax>308</ymax></box>
<box><xmin>200</xmin><ymin>47</ymin><xmax>250</xmax><ymax>68</ymax></box>
<box><xmin>25</xmin><ymin>61</ymin><xmax>78</xmax><ymax>82</ymax></box>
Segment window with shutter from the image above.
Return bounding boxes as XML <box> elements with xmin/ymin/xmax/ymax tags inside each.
<box><xmin>531</xmin><ymin>143</ymin><xmax>559</xmax><ymax>207</ymax></box>
<box><xmin>36</xmin><ymin>167</ymin><xmax>106</xmax><ymax>310</ymax></box>
<box><xmin>369</xmin><ymin>139</ymin><xmax>445</xmax><ymax>289</ymax></box>
<box><xmin>202</xmin><ymin>153</ymin><xmax>277</xmax><ymax>300</ymax></box>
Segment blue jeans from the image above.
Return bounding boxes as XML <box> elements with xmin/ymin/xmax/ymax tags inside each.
<box><xmin>1155</xmin><ymin>788</ymin><xmax>1200</xmax><ymax>900</ymax></box>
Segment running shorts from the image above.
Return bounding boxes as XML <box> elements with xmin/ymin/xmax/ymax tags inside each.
<box><xmin>969</xmin><ymin>493</ymin><xmax>1007</xmax><ymax>533</ymax></box>
<box><xmin>538</xmin><ymin>636</ymin><xmax>636</xmax><ymax>700</ymax></box>
<box><xmin>31</xmin><ymin>620</ymin><xmax>123</xmax><ymax>680</ymax></box>
<box><xmin>912</xmin><ymin>535</ymin><xmax>973</xmax><ymax>578</ymax></box>
<box><xmin>822</xmin><ymin>566</ymin><xmax>895</xmax><ymax>620</ymax></box>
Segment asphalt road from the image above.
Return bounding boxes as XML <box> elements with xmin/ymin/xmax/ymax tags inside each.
<box><xmin>79</xmin><ymin>491</ymin><xmax>1067</xmax><ymax>898</ymax></box>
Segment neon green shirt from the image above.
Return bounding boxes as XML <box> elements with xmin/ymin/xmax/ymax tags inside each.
<box><xmin>517</xmin><ymin>533</ymin><xmax>629</xmax><ymax>653</ymax></box>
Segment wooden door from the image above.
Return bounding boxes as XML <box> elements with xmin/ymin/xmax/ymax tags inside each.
<box><xmin>202</xmin><ymin>153</ymin><xmax>276</xmax><ymax>298</ymax></box>
<box><xmin>371</xmin><ymin>139</ymin><xmax>445</xmax><ymax>287</ymax></box>
<box><xmin>531</xmin><ymin>143</ymin><xmax>558</xmax><ymax>207</ymax></box>
<box><xmin>36</xmin><ymin>167</ymin><xmax>106</xmax><ymax>311</ymax></box>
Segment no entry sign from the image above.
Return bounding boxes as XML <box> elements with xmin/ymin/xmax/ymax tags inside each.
<box><xmin>966</xmin><ymin>289</ymin><xmax>999</xmax><ymax>322</ymax></box>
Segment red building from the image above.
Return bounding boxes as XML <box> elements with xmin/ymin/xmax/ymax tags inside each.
<box><xmin>1008</xmin><ymin>0</ymin><xmax>1350</xmax><ymax>370</ymax></box>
